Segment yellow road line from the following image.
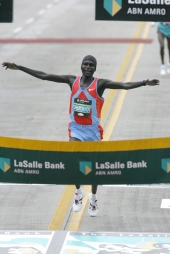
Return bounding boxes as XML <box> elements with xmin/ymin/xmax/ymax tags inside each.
<box><xmin>48</xmin><ymin>185</ymin><xmax>75</xmax><ymax>230</ymax></box>
<box><xmin>48</xmin><ymin>22</ymin><xmax>146</xmax><ymax>231</ymax></box>
<box><xmin>100</xmin><ymin>22</ymin><xmax>144</xmax><ymax>125</ymax></box>
<box><xmin>104</xmin><ymin>22</ymin><xmax>150</xmax><ymax>141</ymax></box>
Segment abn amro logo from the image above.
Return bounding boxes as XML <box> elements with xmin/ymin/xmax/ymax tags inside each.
<box><xmin>104</xmin><ymin>0</ymin><xmax>122</xmax><ymax>17</ymax></box>
<box><xmin>79</xmin><ymin>161</ymin><xmax>92</xmax><ymax>175</ymax></box>
<box><xmin>0</xmin><ymin>157</ymin><xmax>10</xmax><ymax>172</ymax></box>
<box><xmin>162</xmin><ymin>158</ymin><xmax>170</xmax><ymax>173</ymax></box>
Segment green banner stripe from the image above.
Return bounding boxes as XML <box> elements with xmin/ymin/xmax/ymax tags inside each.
<box><xmin>0</xmin><ymin>136</ymin><xmax>170</xmax><ymax>152</ymax></box>
<box><xmin>0</xmin><ymin>146</ymin><xmax>170</xmax><ymax>184</ymax></box>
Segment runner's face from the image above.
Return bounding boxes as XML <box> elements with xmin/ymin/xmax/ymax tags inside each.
<box><xmin>81</xmin><ymin>60</ymin><xmax>96</xmax><ymax>77</ymax></box>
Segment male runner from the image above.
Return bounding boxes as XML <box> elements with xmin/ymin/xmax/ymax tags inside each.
<box><xmin>2</xmin><ymin>55</ymin><xmax>159</xmax><ymax>216</ymax></box>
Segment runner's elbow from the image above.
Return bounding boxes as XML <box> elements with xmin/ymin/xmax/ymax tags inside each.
<box><xmin>41</xmin><ymin>74</ymin><xmax>49</xmax><ymax>80</ymax></box>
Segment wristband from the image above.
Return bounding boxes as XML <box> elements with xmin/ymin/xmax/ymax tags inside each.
<box><xmin>142</xmin><ymin>80</ymin><xmax>147</xmax><ymax>86</ymax></box>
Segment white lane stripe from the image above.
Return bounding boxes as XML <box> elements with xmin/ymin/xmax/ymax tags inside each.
<box><xmin>25</xmin><ymin>18</ymin><xmax>35</xmax><ymax>24</ymax></box>
<box><xmin>161</xmin><ymin>199</ymin><xmax>170</xmax><ymax>208</ymax></box>
<box><xmin>13</xmin><ymin>27</ymin><xmax>22</xmax><ymax>33</ymax></box>
<box><xmin>38</xmin><ymin>9</ymin><xmax>46</xmax><ymax>15</ymax></box>
<box><xmin>47</xmin><ymin>3</ymin><xmax>53</xmax><ymax>9</ymax></box>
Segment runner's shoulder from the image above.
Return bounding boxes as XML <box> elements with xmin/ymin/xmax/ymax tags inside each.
<box><xmin>62</xmin><ymin>75</ymin><xmax>76</xmax><ymax>83</ymax></box>
<box><xmin>62</xmin><ymin>75</ymin><xmax>76</xmax><ymax>87</ymax></box>
<box><xmin>97</xmin><ymin>78</ymin><xmax>113</xmax><ymax>86</ymax></box>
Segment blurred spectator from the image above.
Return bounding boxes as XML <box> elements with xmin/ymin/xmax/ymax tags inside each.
<box><xmin>157</xmin><ymin>22</ymin><xmax>170</xmax><ymax>75</ymax></box>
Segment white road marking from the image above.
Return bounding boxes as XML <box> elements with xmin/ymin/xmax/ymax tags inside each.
<box><xmin>161</xmin><ymin>199</ymin><xmax>170</xmax><ymax>208</ymax></box>
<box><xmin>25</xmin><ymin>17</ymin><xmax>35</xmax><ymax>24</ymax></box>
<box><xmin>47</xmin><ymin>4</ymin><xmax>53</xmax><ymax>9</ymax></box>
<box><xmin>13</xmin><ymin>27</ymin><xmax>22</xmax><ymax>33</ymax></box>
<box><xmin>14</xmin><ymin>2</ymin><xmax>58</xmax><ymax>34</ymax></box>
<box><xmin>38</xmin><ymin>9</ymin><xmax>46</xmax><ymax>16</ymax></box>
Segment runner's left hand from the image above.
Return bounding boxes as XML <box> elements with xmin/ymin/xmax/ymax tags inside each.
<box><xmin>146</xmin><ymin>79</ymin><xmax>160</xmax><ymax>86</ymax></box>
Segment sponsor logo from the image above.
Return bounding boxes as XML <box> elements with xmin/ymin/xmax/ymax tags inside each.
<box><xmin>0</xmin><ymin>157</ymin><xmax>10</xmax><ymax>172</ymax></box>
<box><xmin>127</xmin><ymin>0</ymin><xmax>169</xmax><ymax>16</ymax></box>
<box><xmin>14</xmin><ymin>160</ymin><xmax>65</xmax><ymax>169</ymax></box>
<box><xmin>128</xmin><ymin>0</ymin><xmax>170</xmax><ymax>5</ymax></box>
<box><xmin>74</xmin><ymin>105</ymin><xmax>90</xmax><ymax>114</ymax></box>
<box><xmin>79</xmin><ymin>161</ymin><xmax>92</xmax><ymax>175</ymax></box>
<box><xmin>161</xmin><ymin>158</ymin><xmax>170</xmax><ymax>173</ymax></box>
<box><xmin>96</xmin><ymin>0</ymin><xmax>170</xmax><ymax>21</ymax></box>
<box><xmin>104</xmin><ymin>0</ymin><xmax>122</xmax><ymax>16</ymax></box>
<box><xmin>13</xmin><ymin>159</ymin><xmax>65</xmax><ymax>175</ymax></box>
<box><xmin>95</xmin><ymin>160</ymin><xmax>147</xmax><ymax>169</ymax></box>
<box><xmin>95</xmin><ymin>160</ymin><xmax>147</xmax><ymax>175</ymax></box>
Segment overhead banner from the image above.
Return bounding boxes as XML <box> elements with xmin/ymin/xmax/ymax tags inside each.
<box><xmin>95</xmin><ymin>0</ymin><xmax>170</xmax><ymax>22</ymax></box>
<box><xmin>0</xmin><ymin>0</ymin><xmax>13</xmax><ymax>23</ymax></box>
<box><xmin>0</xmin><ymin>136</ymin><xmax>170</xmax><ymax>185</ymax></box>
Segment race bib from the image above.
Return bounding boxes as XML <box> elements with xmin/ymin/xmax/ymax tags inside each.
<box><xmin>73</xmin><ymin>98</ymin><xmax>92</xmax><ymax>117</ymax></box>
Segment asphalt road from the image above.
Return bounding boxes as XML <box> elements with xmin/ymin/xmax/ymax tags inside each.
<box><xmin>0</xmin><ymin>0</ymin><xmax>170</xmax><ymax>238</ymax></box>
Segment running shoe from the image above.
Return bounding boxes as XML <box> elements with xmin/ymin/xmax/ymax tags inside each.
<box><xmin>160</xmin><ymin>64</ymin><xmax>166</xmax><ymax>75</ymax></box>
<box><xmin>88</xmin><ymin>193</ymin><xmax>98</xmax><ymax>217</ymax></box>
<box><xmin>167</xmin><ymin>61</ymin><xmax>170</xmax><ymax>73</ymax></box>
<box><xmin>72</xmin><ymin>188</ymin><xmax>85</xmax><ymax>212</ymax></box>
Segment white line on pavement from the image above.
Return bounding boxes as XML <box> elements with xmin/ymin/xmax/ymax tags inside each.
<box><xmin>25</xmin><ymin>18</ymin><xmax>35</xmax><ymax>24</ymax></box>
<box><xmin>38</xmin><ymin>9</ymin><xmax>46</xmax><ymax>16</ymax></box>
<box><xmin>13</xmin><ymin>27</ymin><xmax>22</xmax><ymax>33</ymax></box>
<box><xmin>161</xmin><ymin>199</ymin><xmax>170</xmax><ymax>208</ymax></box>
<box><xmin>46</xmin><ymin>4</ymin><xmax>53</xmax><ymax>9</ymax></box>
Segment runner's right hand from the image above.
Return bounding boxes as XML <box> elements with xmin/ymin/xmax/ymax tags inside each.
<box><xmin>2</xmin><ymin>62</ymin><xmax>19</xmax><ymax>70</ymax></box>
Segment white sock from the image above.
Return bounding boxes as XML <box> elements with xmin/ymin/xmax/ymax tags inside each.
<box><xmin>91</xmin><ymin>193</ymin><xmax>97</xmax><ymax>201</ymax></box>
<box><xmin>77</xmin><ymin>187</ymin><xmax>82</xmax><ymax>195</ymax></box>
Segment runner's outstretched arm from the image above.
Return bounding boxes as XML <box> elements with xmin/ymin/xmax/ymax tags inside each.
<box><xmin>97</xmin><ymin>79</ymin><xmax>160</xmax><ymax>97</ymax></box>
<box><xmin>2</xmin><ymin>62</ymin><xmax>76</xmax><ymax>86</ymax></box>
<box><xmin>100</xmin><ymin>79</ymin><xmax>160</xmax><ymax>90</ymax></box>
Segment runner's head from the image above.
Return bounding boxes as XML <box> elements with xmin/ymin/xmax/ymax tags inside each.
<box><xmin>81</xmin><ymin>55</ymin><xmax>97</xmax><ymax>76</ymax></box>
<box><xmin>82</xmin><ymin>55</ymin><xmax>97</xmax><ymax>68</ymax></box>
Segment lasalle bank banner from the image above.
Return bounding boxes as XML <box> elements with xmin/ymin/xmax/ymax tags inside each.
<box><xmin>0</xmin><ymin>136</ymin><xmax>170</xmax><ymax>185</ymax></box>
<box><xmin>95</xmin><ymin>0</ymin><xmax>170</xmax><ymax>21</ymax></box>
